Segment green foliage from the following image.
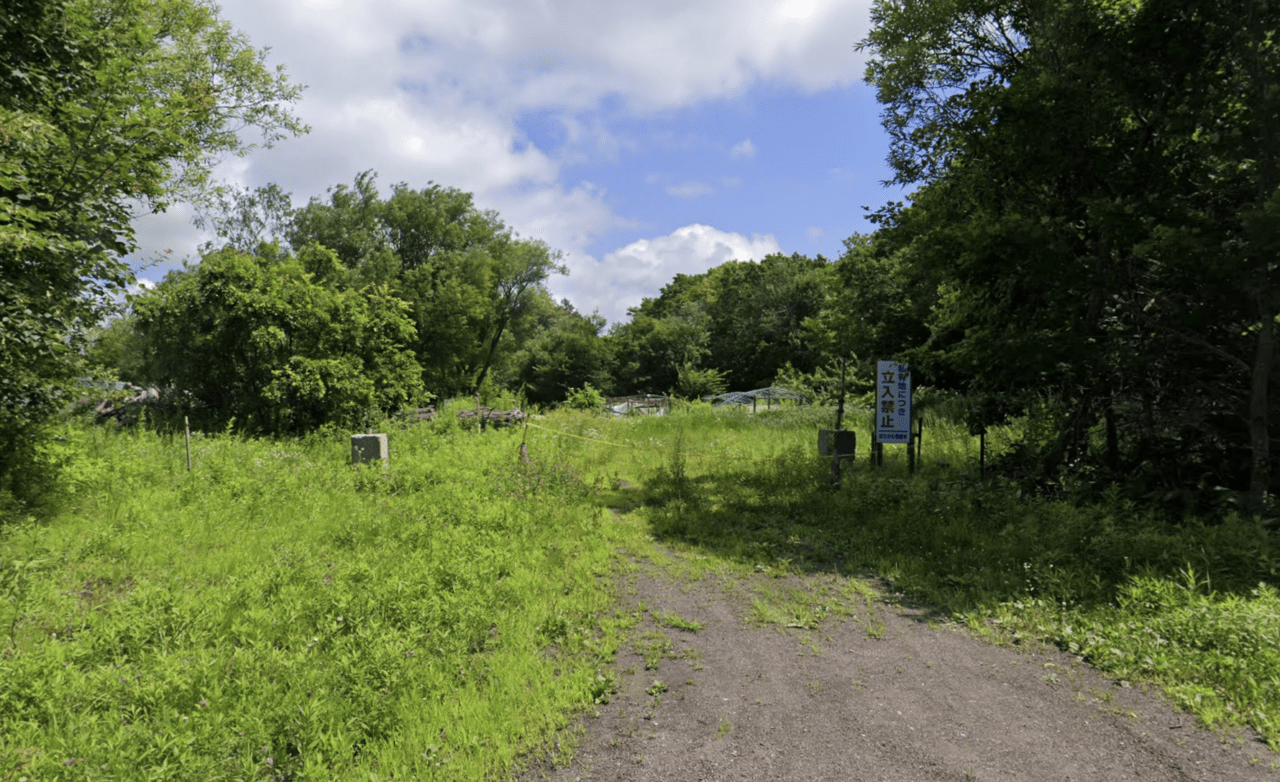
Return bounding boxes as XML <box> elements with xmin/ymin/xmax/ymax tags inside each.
<box><xmin>561</xmin><ymin>383</ymin><xmax>606</xmax><ymax>412</ymax></box>
<box><xmin>286</xmin><ymin>172</ymin><xmax>567</xmax><ymax>397</ymax></box>
<box><xmin>510</xmin><ymin>300</ymin><xmax>613</xmax><ymax>405</ymax></box>
<box><xmin>804</xmin><ymin>234</ymin><xmax>931</xmax><ymax>372</ymax></box>
<box><xmin>0</xmin><ymin>0</ymin><xmax>305</xmax><ymax>506</ymax></box>
<box><xmin>1049</xmin><ymin>571</ymin><xmax>1280</xmax><ymax>744</ymax></box>
<box><xmin>133</xmin><ymin>246</ymin><xmax>424</xmax><ymax>434</ymax></box>
<box><xmin>0</xmin><ymin>421</ymin><xmax>640</xmax><ymax>779</ymax></box>
<box><xmin>674</xmin><ymin>363</ymin><xmax>728</xmax><ymax>401</ymax></box>
<box><xmin>609</xmin><ymin>302</ymin><xmax>711</xmax><ymax>395</ymax></box>
<box><xmin>655</xmin><ymin>610</ymin><xmax>703</xmax><ymax>633</ymax></box>
<box><xmin>608</xmin><ymin>253</ymin><xmax>830</xmax><ymax>395</ymax></box>
<box><xmin>857</xmin><ymin>0</ymin><xmax>1280</xmax><ymax>507</ymax></box>
<box><xmin>85</xmin><ymin>316</ymin><xmax>149</xmax><ymax>385</ymax></box>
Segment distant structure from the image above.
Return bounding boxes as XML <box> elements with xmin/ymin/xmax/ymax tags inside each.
<box><xmin>604</xmin><ymin>394</ymin><xmax>671</xmax><ymax>417</ymax></box>
<box><xmin>703</xmin><ymin>386</ymin><xmax>808</xmax><ymax>411</ymax></box>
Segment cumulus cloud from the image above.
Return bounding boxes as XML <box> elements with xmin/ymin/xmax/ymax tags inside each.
<box><xmin>561</xmin><ymin>224</ymin><xmax>782</xmax><ymax>324</ymax></box>
<box><xmin>125</xmin><ymin>0</ymin><xmax>873</xmax><ymax>317</ymax></box>
<box><xmin>666</xmin><ymin>181</ymin><xmax>713</xmax><ymax>198</ymax></box>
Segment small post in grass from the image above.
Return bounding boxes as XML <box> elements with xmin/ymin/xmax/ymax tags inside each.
<box><xmin>916</xmin><ymin>416</ymin><xmax>923</xmax><ymax>462</ymax></box>
<box><xmin>184</xmin><ymin>416</ymin><xmax>192</xmax><ymax>472</ymax></box>
<box><xmin>979</xmin><ymin>428</ymin><xmax>987</xmax><ymax>479</ymax></box>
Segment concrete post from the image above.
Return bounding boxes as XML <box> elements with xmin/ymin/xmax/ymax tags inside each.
<box><xmin>351</xmin><ymin>433</ymin><xmax>389</xmax><ymax>467</ymax></box>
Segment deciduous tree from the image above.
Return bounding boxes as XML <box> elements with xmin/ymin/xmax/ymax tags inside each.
<box><xmin>0</xmin><ymin>0</ymin><xmax>305</xmax><ymax>499</ymax></box>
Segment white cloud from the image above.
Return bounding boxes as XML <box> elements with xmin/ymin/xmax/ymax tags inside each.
<box><xmin>666</xmin><ymin>181</ymin><xmax>713</xmax><ymax>198</ymax></box>
<box><xmin>126</xmin><ymin>201</ymin><xmax>210</xmax><ymax>277</ymax></box>
<box><xmin>775</xmin><ymin>0</ymin><xmax>830</xmax><ymax>21</ymax></box>
<box><xmin>124</xmin><ymin>0</ymin><xmax>874</xmax><ymax>320</ymax></box>
<box><xmin>730</xmin><ymin>138</ymin><xmax>757</xmax><ymax>158</ymax></box>
<box><xmin>807</xmin><ymin>226</ymin><xmax>824</xmax><ymax>240</ymax></box>
<box><xmin>562</xmin><ymin>224</ymin><xmax>782</xmax><ymax>324</ymax></box>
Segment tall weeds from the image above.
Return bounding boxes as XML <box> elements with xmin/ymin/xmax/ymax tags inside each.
<box><xmin>0</xmin><ymin>422</ymin><xmax>640</xmax><ymax>780</ymax></box>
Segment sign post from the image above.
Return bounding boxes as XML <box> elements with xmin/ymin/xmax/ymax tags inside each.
<box><xmin>875</xmin><ymin>361</ymin><xmax>912</xmax><ymax>466</ymax></box>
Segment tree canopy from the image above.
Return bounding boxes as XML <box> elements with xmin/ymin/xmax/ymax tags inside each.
<box><xmin>285</xmin><ymin>172</ymin><xmax>567</xmax><ymax>397</ymax></box>
<box><xmin>134</xmin><ymin>245</ymin><xmax>424</xmax><ymax>434</ymax></box>
<box><xmin>0</xmin><ymin>0</ymin><xmax>306</xmax><ymax>500</ymax></box>
<box><xmin>857</xmin><ymin>0</ymin><xmax>1280</xmax><ymax>511</ymax></box>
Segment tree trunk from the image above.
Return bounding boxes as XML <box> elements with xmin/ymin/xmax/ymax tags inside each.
<box><xmin>472</xmin><ymin>318</ymin><xmax>508</xmax><ymax>394</ymax></box>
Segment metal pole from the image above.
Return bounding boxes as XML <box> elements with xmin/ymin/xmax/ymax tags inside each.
<box><xmin>184</xmin><ymin>416</ymin><xmax>192</xmax><ymax>472</ymax></box>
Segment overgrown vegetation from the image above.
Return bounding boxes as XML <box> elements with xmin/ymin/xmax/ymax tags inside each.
<box><xmin>0</xmin><ymin>414</ymin><xmax>642</xmax><ymax>779</ymax></box>
<box><xmin>2</xmin><ymin>404</ymin><xmax>1277</xmax><ymax>779</ymax></box>
<box><xmin>529</xmin><ymin>405</ymin><xmax>1280</xmax><ymax>750</ymax></box>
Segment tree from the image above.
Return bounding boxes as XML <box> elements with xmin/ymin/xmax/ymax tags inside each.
<box><xmin>802</xmin><ymin>233</ymin><xmax>934</xmax><ymax>392</ymax></box>
<box><xmin>608</xmin><ymin>301</ymin><xmax>712</xmax><ymax>395</ymax></box>
<box><xmin>287</xmin><ymin>173</ymin><xmax>566</xmax><ymax>396</ymax></box>
<box><xmin>0</xmin><ymin>0</ymin><xmax>305</xmax><ymax>500</ymax></box>
<box><xmin>472</xmin><ymin>236</ymin><xmax>567</xmax><ymax>393</ymax></box>
<box><xmin>510</xmin><ymin>299</ymin><xmax>612</xmax><ymax>406</ymax></box>
<box><xmin>858</xmin><ymin>0</ymin><xmax>1279</xmax><ymax>510</ymax></box>
<box><xmin>608</xmin><ymin>253</ymin><xmax>830</xmax><ymax>394</ymax></box>
<box><xmin>133</xmin><ymin>244</ymin><xmax>424</xmax><ymax>434</ymax></box>
<box><xmin>701</xmin><ymin>253</ymin><xmax>831</xmax><ymax>389</ymax></box>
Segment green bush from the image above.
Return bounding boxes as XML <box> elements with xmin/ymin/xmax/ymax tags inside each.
<box><xmin>561</xmin><ymin>383</ymin><xmax>605</xmax><ymax>411</ymax></box>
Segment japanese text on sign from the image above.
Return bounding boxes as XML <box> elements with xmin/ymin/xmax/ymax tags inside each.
<box><xmin>875</xmin><ymin>360</ymin><xmax>911</xmax><ymax>444</ymax></box>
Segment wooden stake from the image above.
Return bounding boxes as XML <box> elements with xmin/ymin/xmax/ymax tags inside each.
<box><xmin>184</xmin><ymin>416</ymin><xmax>192</xmax><ymax>472</ymax></box>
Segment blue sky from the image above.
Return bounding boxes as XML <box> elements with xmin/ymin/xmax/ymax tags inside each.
<box><xmin>128</xmin><ymin>0</ymin><xmax>905</xmax><ymax>324</ymax></box>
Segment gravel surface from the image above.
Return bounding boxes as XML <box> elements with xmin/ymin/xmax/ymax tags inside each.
<box><xmin>519</xmin><ymin>551</ymin><xmax>1277</xmax><ymax>782</ymax></box>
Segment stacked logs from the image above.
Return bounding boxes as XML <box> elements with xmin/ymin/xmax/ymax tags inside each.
<box><xmin>456</xmin><ymin>407</ymin><xmax>527</xmax><ymax>428</ymax></box>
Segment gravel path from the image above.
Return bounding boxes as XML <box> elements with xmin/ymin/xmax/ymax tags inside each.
<box><xmin>520</xmin><ymin>549</ymin><xmax>1276</xmax><ymax>782</ymax></box>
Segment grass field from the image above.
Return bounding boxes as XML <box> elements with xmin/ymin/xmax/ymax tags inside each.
<box><xmin>2</xmin><ymin>401</ymin><xmax>1277</xmax><ymax>779</ymax></box>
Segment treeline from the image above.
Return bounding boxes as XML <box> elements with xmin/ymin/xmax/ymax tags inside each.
<box><xmin>91</xmin><ymin>172</ymin><xmax>839</xmax><ymax>423</ymax></box>
<box><xmin>5</xmin><ymin>0</ymin><xmax>1277</xmax><ymax>520</ymax></box>
<box><xmin>851</xmin><ymin>0</ymin><xmax>1280</xmax><ymax>515</ymax></box>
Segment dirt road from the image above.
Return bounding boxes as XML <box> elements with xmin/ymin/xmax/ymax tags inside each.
<box><xmin>520</xmin><ymin>551</ymin><xmax>1275</xmax><ymax>782</ymax></box>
